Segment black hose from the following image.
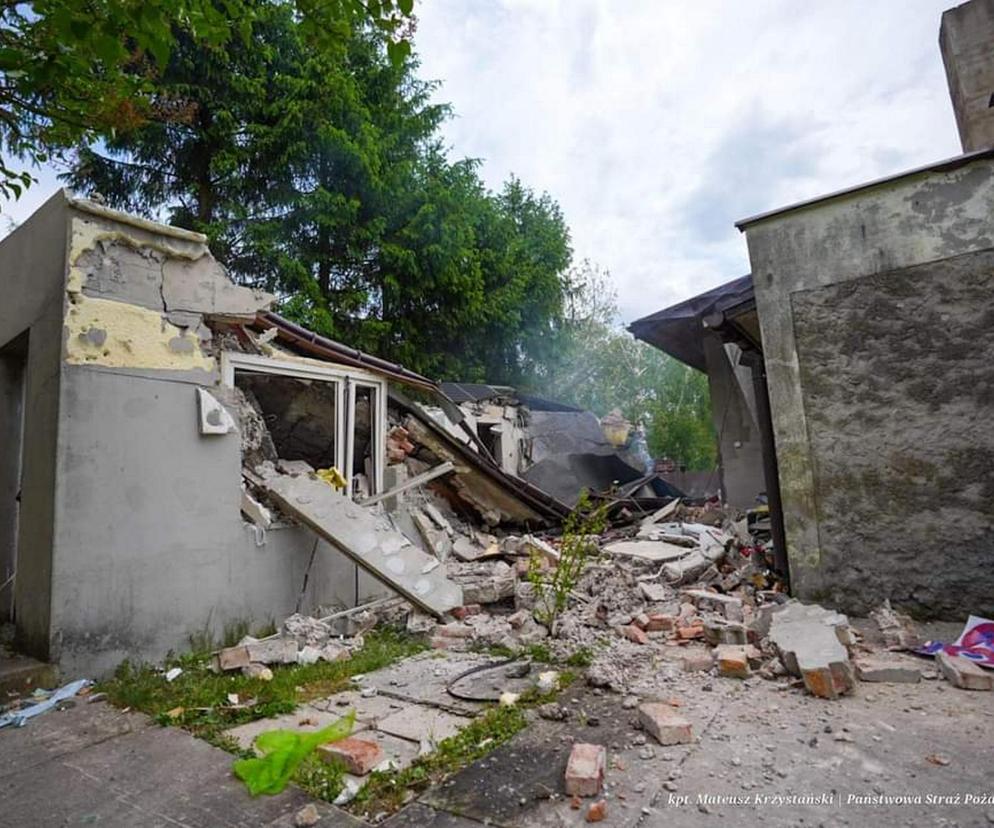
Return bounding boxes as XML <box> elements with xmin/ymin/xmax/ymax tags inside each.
<box><xmin>445</xmin><ymin>657</ymin><xmax>524</xmax><ymax>702</ymax></box>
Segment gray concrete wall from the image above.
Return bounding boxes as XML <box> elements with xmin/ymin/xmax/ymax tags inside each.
<box><xmin>0</xmin><ymin>340</ymin><xmax>26</xmax><ymax>621</ymax></box>
<box><xmin>0</xmin><ymin>194</ymin><xmax>389</xmax><ymax>676</ymax></box>
<box><xmin>51</xmin><ymin>366</ymin><xmax>385</xmax><ymax>677</ymax></box>
<box><xmin>940</xmin><ymin>0</ymin><xmax>994</xmax><ymax>152</ymax></box>
<box><xmin>702</xmin><ymin>334</ymin><xmax>765</xmax><ymax>509</ymax></box>
<box><xmin>0</xmin><ymin>191</ymin><xmax>69</xmax><ymax>658</ymax></box>
<box><xmin>744</xmin><ymin>156</ymin><xmax>994</xmax><ymax>617</ymax></box>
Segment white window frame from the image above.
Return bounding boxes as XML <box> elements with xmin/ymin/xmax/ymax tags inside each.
<box><xmin>221</xmin><ymin>351</ymin><xmax>387</xmax><ymax>497</ymax></box>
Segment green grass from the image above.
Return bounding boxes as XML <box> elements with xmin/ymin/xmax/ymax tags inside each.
<box><xmin>99</xmin><ymin>626</ymin><xmax>426</xmax><ymax>750</ymax></box>
<box><xmin>348</xmin><ymin>672</ymin><xmax>577</xmax><ymax>817</ymax></box>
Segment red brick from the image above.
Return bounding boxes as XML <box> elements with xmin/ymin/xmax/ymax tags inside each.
<box><xmin>451</xmin><ymin>604</ymin><xmax>482</xmax><ymax>620</ymax></box>
<box><xmin>621</xmin><ymin>625</ymin><xmax>648</xmax><ymax>645</ymax></box>
<box><xmin>564</xmin><ymin>743</ymin><xmax>606</xmax><ymax>797</ymax></box>
<box><xmin>215</xmin><ymin>645</ymin><xmax>251</xmax><ymax>671</ymax></box>
<box><xmin>586</xmin><ymin>799</ymin><xmax>607</xmax><ymax>822</ymax></box>
<box><xmin>677</xmin><ymin>625</ymin><xmax>703</xmax><ymax>640</ymax></box>
<box><xmin>638</xmin><ymin>702</ymin><xmax>693</xmax><ymax>745</ymax></box>
<box><xmin>318</xmin><ymin>737</ymin><xmax>384</xmax><ymax>776</ymax></box>
<box><xmin>644</xmin><ymin>614</ymin><xmax>674</xmax><ymax>632</ymax></box>
<box><xmin>633</xmin><ymin>613</ymin><xmax>651</xmax><ymax>630</ymax></box>
<box><xmin>715</xmin><ymin>645</ymin><xmax>750</xmax><ymax>679</ymax></box>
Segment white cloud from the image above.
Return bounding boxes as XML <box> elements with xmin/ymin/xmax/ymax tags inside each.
<box><xmin>413</xmin><ymin>0</ymin><xmax>961</xmax><ymax>322</ymax></box>
<box><xmin>1</xmin><ymin>1</ymin><xmax>961</xmax><ymax>324</ymax></box>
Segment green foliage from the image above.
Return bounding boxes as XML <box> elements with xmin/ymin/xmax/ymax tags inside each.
<box><xmin>99</xmin><ymin>626</ymin><xmax>425</xmax><ymax>748</ymax></box>
<box><xmin>527</xmin><ymin>491</ymin><xmax>609</xmax><ymax>627</ymax></box>
<box><xmin>65</xmin><ymin>10</ymin><xmax>572</xmax><ymax>388</ymax></box>
<box><xmin>535</xmin><ymin>260</ymin><xmax>718</xmax><ymax>471</ymax></box>
<box><xmin>0</xmin><ymin>0</ymin><xmax>415</xmax><ymax>204</ymax></box>
<box><xmin>233</xmin><ymin>711</ymin><xmax>355</xmax><ymax>796</ymax></box>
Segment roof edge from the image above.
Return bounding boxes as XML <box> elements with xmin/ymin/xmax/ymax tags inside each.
<box><xmin>67</xmin><ymin>192</ymin><xmax>209</xmax><ymax>244</ymax></box>
<box><xmin>735</xmin><ymin>147</ymin><xmax>994</xmax><ymax>231</ymax></box>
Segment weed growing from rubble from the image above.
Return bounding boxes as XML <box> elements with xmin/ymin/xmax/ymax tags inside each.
<box><xmin>99</xmin><ymin>626</ymin><xmax>425</xmax><ymax>752</ymax></box>
<box><xmin>527</xmin><ymin>490</ymin><xmax>609</xmax><ymax>628</ymax></box>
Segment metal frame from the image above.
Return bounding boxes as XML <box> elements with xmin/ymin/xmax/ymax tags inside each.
<box><xmin>220</xmin><ymin>351</ymin><xmax>388</xmax><ymax>497</ymax></box>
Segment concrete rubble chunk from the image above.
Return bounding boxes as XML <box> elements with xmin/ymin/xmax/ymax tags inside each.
<box><xmin>870</xmin><ymin>600</ymin><xmax>921</xmax><ymax>650</ymax></box>
<box><xmin>638</xmin><ymin>702</ymin><xmax>693</xmax><ymax>745</ymax></box>
<box><xmin>681</xmin><ymin>651</ymin><xmax>714</xmax><ymax>673</ymax></box>
<box><xmin>936</xmin><ymin>652</ymin><xmax>994</xmax><ymax>691</ymax></box>
<box><xmin>564</xmin><ymin>743</ymin><xmax>606</xmax><ymax>797</ymax></box>
<box><xmin>520</xmin><ymin>534</ymin><xmax>561</xmax><ymax>564</ymax></box>
<box><xmin>317</xmin><ymin>736</ymin><xmax>385</xmax><ymax>775</ymax></box>
<box><xmin>681</xmin><ymin>589</ymin><xmax>744</xmax><ymax>622</ymax></box>
<box><xmin>262</xmin><ymin>471</ymin><xmax>463</xmax><ymax>616</ymax></box>
<box><xmin>768</xmin><ymin>602</ymin><xmax>854</xmax><ymax>699</ymax></box>
<box><xmin>703</xmin><ymin>617</ymin><xmax>747</xmax><ymax>646</ymax></box>
<box><xmin>855</xmin><ymin>657</ymin><xmax>922</xmax><ymax>684</ymax></box>
<box><xmin>605</xmin><ymin>540</ymin><xmax>690</xmax><ymax>563</ymax></box>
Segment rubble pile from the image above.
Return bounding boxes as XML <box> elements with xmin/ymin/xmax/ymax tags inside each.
<box><xmin>229</xmin><ymin>386</ymin><xmax>988</xmax><ymax>711</ymax></box>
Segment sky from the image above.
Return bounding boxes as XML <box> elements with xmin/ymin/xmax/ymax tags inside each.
<box><xmin>2</xmin><ymin>1</ymin><xmax>962</xmax><ymax>323</ymax></box>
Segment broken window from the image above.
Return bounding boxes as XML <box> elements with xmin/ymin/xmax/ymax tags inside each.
<box><xmin>221</xmin><ymin>353</ymin><xmax>387</xmax><ymax>499</ymax></box>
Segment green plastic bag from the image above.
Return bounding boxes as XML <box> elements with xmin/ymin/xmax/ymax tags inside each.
<box><xmin>233</xmin><ymin>709</ymin><xmax>355</xmax><ymax>796</ymax></box>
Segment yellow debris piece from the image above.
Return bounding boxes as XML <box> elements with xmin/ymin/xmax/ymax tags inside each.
<box><xmin>315</xmin><ymin>467</ymin><xmax>347</xmax><ymax>490</ymax></box>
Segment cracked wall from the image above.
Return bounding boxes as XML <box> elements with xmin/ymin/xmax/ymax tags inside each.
<box><xmin>63</xmin><ymin>205</ymin><xmax>272</xmax><ymax>373</ymax></box>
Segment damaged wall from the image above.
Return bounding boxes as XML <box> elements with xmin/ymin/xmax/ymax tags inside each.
<box><xmin>743</xmin><ymin>156</ymin><xmax>994</xmax><ymax>617</ymax></box>
<box><xmin>0</xmin><ymin>191</ymin><xmax>390</xmax><ymax>674</ymax></box>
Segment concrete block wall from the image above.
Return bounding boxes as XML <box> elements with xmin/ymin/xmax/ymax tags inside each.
<box><xmin>743</xmin><ymin>157</ymin><xmax>994</xmax><ymax>618</ymax></box>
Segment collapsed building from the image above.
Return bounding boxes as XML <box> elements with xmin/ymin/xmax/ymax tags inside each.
<box><xmin>0</xmin><ymin>192</ymin><xmax>580</xmax><ymax>675</ymax></box>
<box><xmin>434</xmin><ymin>381</ymin><xmax>681</xmax><ymax>506</ymax></box>
<box><xmin>631</xmin><ymin>0</ymin><xmax>994</xmax><ymax>619</ymax></box>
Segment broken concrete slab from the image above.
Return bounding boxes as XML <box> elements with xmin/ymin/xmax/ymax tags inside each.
<box><xmin>682</xmin><ymin>589</ymin><xmax>744</xmax><ymax>621</ymax></box>
<box><xmin>936</xmin><ymin>651</ymin><xmax>993</xmax><ymax>690</ymax></box>
<box><xmin>309</xmin><ymin>690</ymin><xmax>410</xmax><ymax>723</ymax></box>
<box><xmin>604</xmin><ymin>539</ymin><xmax>689</xmax><ymax>563</ymax></box>
<box><xmin>376</xmin><ymin>707</ymin><xmax>471</xmax><ymax>745</ymax></box>
<box><xmin>768</xmin><ymin>602</ymin><xmax>855</xmax><ymax>699</ymax></box>
<box><xmin>226</xmin><ymin>705</ymin><xmax>363</xmax><ymax>752</ymax></box>
<box><xmin>855</xmin><ymin>657</ymin><xmax>922</xmax><ymax>684</ymax></box>
<box><xmin>262</xmin><ymin>472</ymin><xmax>463</xmax><ymax>616</ymax></box>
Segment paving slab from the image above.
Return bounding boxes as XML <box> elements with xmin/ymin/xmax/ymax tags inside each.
<box><xmin>0</xmin><ymin>698</ymin><xmax>151</xmax><ymax>779</ymax></box>
<box><xmin>225</xmin><ymin>703</ymin><xmax>364</xmax><ymax>752</ymax></box>
<box><xmin>309</xmin><ymin>688</ymin><xmax>411</xmax><ymax>722</ymax></box>
<box><xmin>0</xmin><ymin>702</ymin><xmax>363</xmax><ymax>828</ymax></box>
<box><xmin>376</xmin><ymin>706</ymin><xmax>471</xmax><ymax>745</ymax></box>
<box><xmin>358</xmin><ymin>651</ymin><xmax>494</xmax><ymax>715</ymax></box>
<box><xmin>382</xmin><ymin>802</ymin><xmax>486</xmax><ymax>827</ymax></box>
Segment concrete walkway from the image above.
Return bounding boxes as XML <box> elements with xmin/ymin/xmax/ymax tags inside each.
<box><xmin>389</xmin><ymin>662</ymin><xmax>994</xmax><ymax>827</ymax></box>
<box><xmin>0</xmin><ymin>699</ymin><xmax>363</xmax><ymax>828</ymax></box>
